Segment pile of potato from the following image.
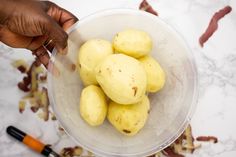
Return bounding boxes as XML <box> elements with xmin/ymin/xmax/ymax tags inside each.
<box><xmin>77</xmin><ymin>29</ymin><xmax>165</xmax><ymax>136</ymax></box>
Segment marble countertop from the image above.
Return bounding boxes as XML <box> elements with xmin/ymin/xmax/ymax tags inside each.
<box><xmin>0</xmin><ymin>0</ymin><xmax>236</xmax><ymax>157</ymax></box>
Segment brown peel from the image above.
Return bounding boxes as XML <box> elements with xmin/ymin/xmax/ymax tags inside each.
<box><xmin>199</xmin><ymin>6</ymin><xmax>232</xmax><ymax>47</ymax></box>
<box><xmin>12</xmin><ymin>60</ymin><xmax>29</xmax><ymax>73</ymax></box>
<box><xmin>196</xmin><ymin>136</ymin><xmax>218</xmax><ymax>143</ymax></box>
<box><xmin>139</xmin><ymin>0</ymin><xmax>158</xmax><ymax>16</ymax></box>
<box><xmin>19</xmin><ymin>100</ymin><xmax>26</xmax><ymax>113</ymax></box>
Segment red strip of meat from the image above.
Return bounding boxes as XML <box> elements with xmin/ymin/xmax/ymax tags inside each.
<box><xmin>199</xmin><ymin>6</ymin><xmax>232</xmax><ymax>47</ymax></box>
<box><xmin>139</xmin><ymin>0</ymin><xmax>158</xmax><ymax>16</ymax></box>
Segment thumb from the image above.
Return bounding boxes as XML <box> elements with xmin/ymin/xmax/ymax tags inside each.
<box><xmin>43</xmin><ymin>16</ymin><xmax>68</xmax><ymax>54</ymax></box>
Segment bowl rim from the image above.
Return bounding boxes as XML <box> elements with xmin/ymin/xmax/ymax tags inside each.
<box><xmin>47</xmin><ymin>8</ymin><xmax>199</xmax><ymax>157</ymax></box>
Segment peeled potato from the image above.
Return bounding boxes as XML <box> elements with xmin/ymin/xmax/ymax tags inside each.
<box><xmin>113</xmin><ymin>29</ymin><xmax>152</xmax><ymax>58</ymax></box>
<box><xmin>79</xmin><ymin>85</ymin><xmax>108</xmax><ymax>126</ymax></box>
<box><xmin>95</xmin><ymin>54</ymin><xmax>147</xmax><ymax>104</ymax></box>
<box><xmin>107</xmin><ymin>96</ymin><xmax>150</xmax><ymax>136</ymax></box>
<box><xmin>77</xmin><ymin>39</ymin><xmax>113</xmax><ymax>86</ymax></box>
<box><xmin>78</xmin><ymin>64</ymin><xmax>97</xmax><ymax>86</ymax></box>
<box><xmin>139</xmin><ymin>56</ymin><xmax>165</xmax><ymax>92</ymax></box>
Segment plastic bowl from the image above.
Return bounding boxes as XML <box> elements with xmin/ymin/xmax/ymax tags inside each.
<box><xmin>48</xmin><ymin>9</ymin><xmax>198</xmax><ymax>157</ymax></box>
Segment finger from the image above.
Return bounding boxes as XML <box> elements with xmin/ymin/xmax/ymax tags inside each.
<box><xmin>28</xmin><ymin>35</ymin><xmax>48</xmax><ymax>50</ymax></box>
<box><xmin>43</xmin><ymin>16</ymin><xmax>68</xmax><ymax>54</ymax></box>
<box><xmin>59</xmin><ymin>8</ymin><xmax>78</xmax><ymax>30</ymax></box>
<box><xmin>35</xmin><ymin>58</ymin><xmax>42</xmax><ymax>67</ymax></box>
<box><xmin>42</xmin><ymin>38</ymin><xmax>75</xmax><ymax>72</ymax></box>
<box><xmin>44</xmin><ymin>1</ymin><xmax>78</xmax><ymax>30</ymax></box>
<box><xmin>42</xmin><ymin>2</ymin><xmax>78</xmax><ymax>54</ymax></box>
<box><xmin>43</xmin><ymin>38</ymin><xmax>55</xmax><ymax>52</ymax></box>
<box><xmin>33</xmin><ymin>46</ymin><xmax>50</xmax><ymax>68</ymax></box>
<box><xmin>47</xmin><ymin>60</ymin><xmax>60</xmax><ymax>77</ymax></box>
<box><xmin>33</xmin><ymin>46</ymin><xmax>60</xmax><ymax>76</ymax></box>
<box><xmin>0</xmin><ymin>27</ymin><xmax>33</xmax><ymax>48</ymax></box>
<box><xmin>0</xmin><ymin>27</ymin><xmax>49</xmax><ymax>51</ymax></box>
<box><xmin>51</xmin><ymin>7</ymin><xmax>78</xmax><ymax>31</ymax></box>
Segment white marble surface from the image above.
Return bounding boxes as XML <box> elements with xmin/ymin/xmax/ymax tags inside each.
<box><xmin>0</xmin><ymin>0</ymin><xmax>236</xmax><ymax>157</ymax></box>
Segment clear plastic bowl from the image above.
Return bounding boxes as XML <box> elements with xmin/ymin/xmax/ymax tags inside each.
<box><xmin>48</xmin><ymin>9</ymin><xmax>198</xmax><ymax>157</ymax></box>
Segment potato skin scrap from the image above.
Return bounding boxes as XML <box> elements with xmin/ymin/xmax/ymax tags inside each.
<box><xmin>139</xmin><ymin>0</ymin><xmax>158</xmax><ymax>16</ymax></box>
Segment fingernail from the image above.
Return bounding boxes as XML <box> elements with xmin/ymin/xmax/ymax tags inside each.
<box><xmin>47</xmin><ymin>62</ymin><xmax>60</xmax><ymax>77</ymax></box>
<box><xmin>58</xmin><ymin>46</ymin><xmax>68</xmax><ymax>55</ymax></box>
<box><xmin>51</xmin><ymin>66</ymin><xmax>60</xmax><ymax>77</ymax></box>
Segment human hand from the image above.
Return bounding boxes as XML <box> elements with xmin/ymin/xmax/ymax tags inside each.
<box><xmin>0</xmin><ymin>0</ymin><xmax>78</xmax><ymax>68</ymax></box>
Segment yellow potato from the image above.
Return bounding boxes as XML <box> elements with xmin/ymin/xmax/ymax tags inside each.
<box><xmin>139</xmin><ymin>56</ymin><xmax>165</xmax><ymax>92</ymax></box>
<box><xmin>79</xmin><ymin>85</ymin><xmax>108</xmax><ymax>126</ymax></box>
<box><xmin>113</xmin><ymin>29</ymin><xmax>152</xmax><ymax>58</ymax></box>
<box><xmin>95</xmin><ymin>54</ymin><xmax>147</xmax><ymax>104</ymax></box>
<box><xmin>77</xmin><ymin>39</ymin><xmax>113</xmax><ymax>86</ymax></box>
<box><xmin>78</xmin><ymin>64</ymin><xmax>97</xmax><ymax>85</ymax></box>
<box><xmin>107</xmin><ymin>96</ymin><xmax>150</xmax><ymax>136</ymax></box>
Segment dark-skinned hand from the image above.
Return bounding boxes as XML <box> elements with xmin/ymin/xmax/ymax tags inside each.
<box><xmin>0</xmin><ymin>0</ymin><xmax>78</xmax><ymax>68</ymax></box>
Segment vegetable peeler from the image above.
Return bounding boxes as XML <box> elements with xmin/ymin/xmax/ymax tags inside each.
<box><xmin>6</xmin><ymin>126</ymin><xmax>60</xmax><ymax>157</ymax></box>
